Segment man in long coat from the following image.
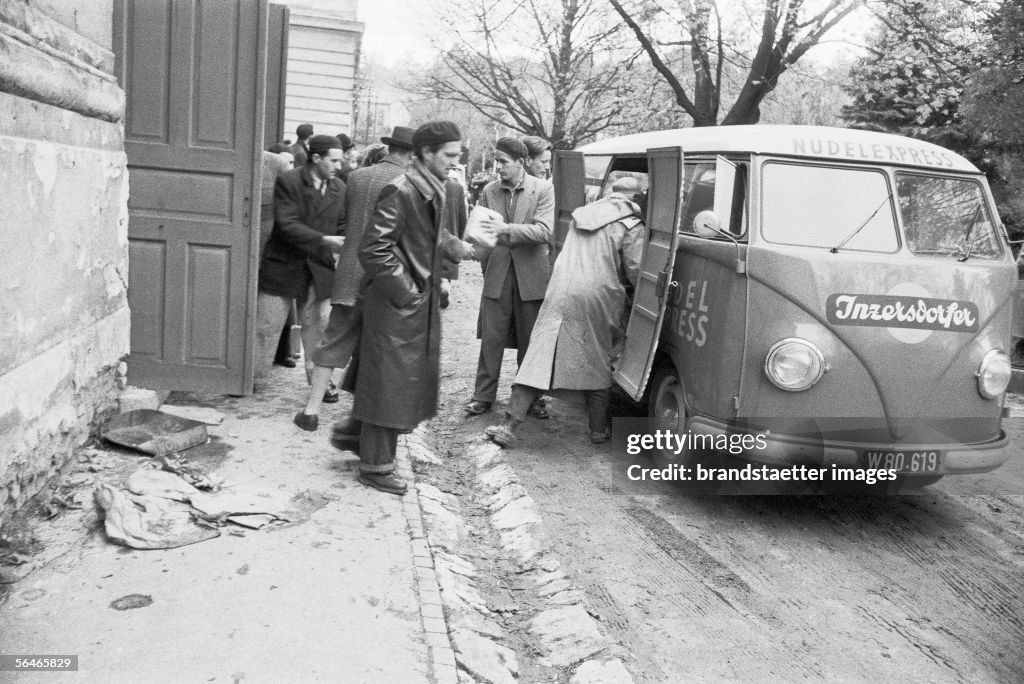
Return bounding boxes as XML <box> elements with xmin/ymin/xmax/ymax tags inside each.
<box><xmin>255</xmin><ymin>134</ymin><xmax>346</xmax><ymax>385</ymax></box>
<box><xmin>465</xmin><ymin>137</ymin><xmax>555</xmax><ymax>417</ymax></box>
<box><xmin>291</xmin><ymin>126</ymin><xmax>416</xmax><ymax>433</ymax></box>
<box><xmin>351</xmin><ymin>121</ymin><xmax>482</xmax><ymax>495</ymax></box>
<box><xmin>485</xmin><ymin>177</ymin><xmax>645</xmax><ymax>447</ymax></box>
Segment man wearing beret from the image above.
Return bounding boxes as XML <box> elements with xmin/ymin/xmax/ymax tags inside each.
<box><xmin>292</xmin><ymin>125</ymin><xmax>417</xmax><ymax>433</ymax></box>
<box><xmin>255</xmin><ymin>134</ymin><xmax>347</xmax><ymax>391</ymax></box>
<box><xmin>465</xmin><ymin>137</ymin><xmax>555</xmax><ymax>418</ymax></box>
<box><xmin>349</xmin><ymin>121</ymin><xmax>484</xmax><ymax>495</ymax></box>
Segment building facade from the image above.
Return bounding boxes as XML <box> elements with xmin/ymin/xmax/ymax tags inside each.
<box><xmin>0</xmin><ymin>0</ymin><xmax>130</xmax><ymax>523</ymax></box>
<box><xmin>277</xmin><ymin>0</ymin><xmax>364</xmax><ymax>143</ymax></box>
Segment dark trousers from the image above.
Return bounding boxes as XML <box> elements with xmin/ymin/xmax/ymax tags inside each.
<box><xmin>509</xmin><ymin>384</ymin><xmax>610</xmax><ymax>433</ymax></box>
<box><xmin>274</xmin><ymin>303</ymin><xmax>296</xmax><ymax>361</ymax></box>
<box><xmin>473</xmin><ymin>267</ymin><xmax>542</xmax><ymax>403</ymax></box>
<box><xmin>359</xmin><ymin>422</ymin><xmax>399</xmax><ymax>474</ymax></box>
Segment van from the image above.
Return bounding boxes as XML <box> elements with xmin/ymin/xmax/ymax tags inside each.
<box><xmin>553</xmin><ymin>125</ymin><xmax>1016</xmax><ymax>484</ymax></box>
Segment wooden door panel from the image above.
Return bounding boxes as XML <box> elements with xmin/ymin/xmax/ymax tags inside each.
<box><xmin>123</xmin><ymin>0</ymin><xmax>172</xmax><ymax>143</ymax></box>
<box><xmin>264</xmin><ymin>4</ymin><xmax>290</xmax><ymax>146</ymax></box>
<box><xmin>116</xmin><ymin>0</ymin><xmax>267</xmax><ymax>394</ymax></box>
<box><xmin>127</xmin><ymin>240</ymin><xmax>166</xmax><ymax>358</ymax></box>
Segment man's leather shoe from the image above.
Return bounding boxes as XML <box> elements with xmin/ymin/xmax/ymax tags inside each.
<box><xmin>322</xmin><ymin>383</ymin><xmax>340</xmax><ymax>404</ymax></box>
<box><xmin>465</xmin><ymin>400</ymin><xmax>492</xmax><ymax>415</ymax></box>
<box><xmin>274</xmin><ymin>356</ymin><xmax>297</xmax><ymax>368</ymax></box>
<box><xmin>293</xmin><ymin>411</ymin><xmax>318</xmax><ymax>431</ymax></box>
<box><xmin>358</xmin><ymin>472</ymin><xmax>407</xmax><ymax>495</ymax></box>
<box><xmin>589</xmin><ymin>428</ymin><xmax>611</xmax><ymax>444</ymax></box>
<box><xmin>485</xmin><ymin>423</ymin><xmax>518</xmax><ymax>448</ymax></box>
<box><xmin>526</xmin><ymin>402</ymin><xmax>549</xmax><ymax>419</ymax></box>
<box><xmin>332</xmin><ymin>416</ymin><xmax>362</xmax><ymax>438</ymax></box>
<box><xmin>331</xmin><ymin>434</ymin><xmax>360</xmax><ymax>453</ymax></box>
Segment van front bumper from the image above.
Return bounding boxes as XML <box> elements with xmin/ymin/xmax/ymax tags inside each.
<box><xmin>687</xmin><ymin>417</ymin><xmax>1011</xmax><ymax>475</ymax></box>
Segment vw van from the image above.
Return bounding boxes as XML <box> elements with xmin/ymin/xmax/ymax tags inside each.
<box><xmin>553</xmin><ymin>125</ymin><xmax>1016</xmax><ymax>484</ymax></box>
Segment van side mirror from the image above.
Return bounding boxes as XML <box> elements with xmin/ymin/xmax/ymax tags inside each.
<box><xmin>691</xmin><ymin>211</ymin><xmax>747</xmax><ymax>275</ymax></box>
<box><xmin>692</xmin><ymin>209</ymin><xmax>722</xmax><ymax>238</ymax></box>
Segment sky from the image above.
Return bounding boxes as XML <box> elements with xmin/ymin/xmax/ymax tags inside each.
<box><xmin>357</xmin><ymin>0</ymin><xmax>435</xmax><ymax>68</ymax></box>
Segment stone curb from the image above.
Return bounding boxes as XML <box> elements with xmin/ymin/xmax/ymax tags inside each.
<box><xmin>396</xmin><ymin>435</ymin><xmax>460</xmax><ymax>684</ymax></box>
<box><xmin>403</xmin><ymin>426</ymin><xmax>633</xmax><ymax>683</ymax></box>
<box><xmin>473</xmin><ymin>441</ymin><xmax>634</xmax><ymax>682</ymax></box>
<box><xmin>402</xmin><ymin>428</ymin><xmax>526</xmax><ymax>684</ymax></box>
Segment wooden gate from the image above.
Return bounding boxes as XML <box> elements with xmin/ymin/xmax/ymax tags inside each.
<box><xmin>114</xmin><ymin>0</ymin><xmax>269</xmax><ymax>394</ymax></box>
<box><xmin>264</xmin><ymin>3</ymin><xmax>290</xmax><ymax>147</ymax></box>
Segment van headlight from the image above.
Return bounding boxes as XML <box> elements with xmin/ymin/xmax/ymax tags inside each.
<box><xmin>764</xmin><ymin>338</ymin><xmax>827</xmax><ymax>392</ymax></box>
<box><xmin>977</xmin><ymin>349</ymin><xmax>1011</xmax><ymax>399</ymax></box>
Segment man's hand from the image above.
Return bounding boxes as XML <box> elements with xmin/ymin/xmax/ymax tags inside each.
<box><xmin>321</xmin><ymin>235</ymin><xmax>346</xmax><ymax>254</ymax></box>
<box><xmin>458</xmin><ymin>240</ymin><xmax>484</xmax><ymax>261</ymax></box>
<box><xmin>481</xmin><ymin>216</ymin><xmax>511</xmax><ymax>237</ymax></box>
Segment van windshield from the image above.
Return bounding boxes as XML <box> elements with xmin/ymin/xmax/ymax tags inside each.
<box><xmin>896</xmin><ymin>173</ymin><xmax>1002</xmax><ymax>259</ymax></box>
<box><xmin>761</xmin><ymin>163</ymin><xmax>898</xmax><ymax>252</ymax></box>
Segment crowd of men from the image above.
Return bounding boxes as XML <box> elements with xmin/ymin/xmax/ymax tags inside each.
<box><xmin>256</xmin><ymin>121</ymin><xmax>646</xmax><ymax>495</ymax></box>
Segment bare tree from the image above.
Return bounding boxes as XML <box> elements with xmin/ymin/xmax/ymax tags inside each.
<box><xmin>608</xmin><ymin>0</ymin><xmax>864</xmax><ymax>126</ymax></box>
<box><xmin>415</xmin><ymin>0</ymin><xmax>645</xmax><ymax>148</ymax></box>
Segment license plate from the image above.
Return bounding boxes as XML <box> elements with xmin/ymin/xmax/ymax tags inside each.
<box><xmin>863</xmin><ymin>450</ymin><xmax>942</xmax><ymax>473</ymax></box>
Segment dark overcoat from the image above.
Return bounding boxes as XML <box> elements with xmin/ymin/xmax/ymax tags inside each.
<box><xmin>258</xmin><ymin>166</ymin><xmax>345</xmax><ymax>300</ymax></box>
<box><xmin>351</xmin><ymin>169</ymin><xmax>464</xmax><ymax>430</ymax></box>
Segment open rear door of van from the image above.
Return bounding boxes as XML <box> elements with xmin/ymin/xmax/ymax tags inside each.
<box><xmin>613</xmin><ymin>147</ymin><xmax>685</xmax><ymax>401</ymax></box>
<box><xmin>552</xmin><ymin>150</ymin><xmax>586</xmax><ymax>263</ymax></box>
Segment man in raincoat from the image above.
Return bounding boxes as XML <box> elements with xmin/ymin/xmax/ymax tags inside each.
<box><xmin>485</xmin><ymin>176</ymin><xmax>646</xmax><ymax>447</ymax></box>
<box><xmin>351</xmin><ymin>121</ymin><xmax>484</xmax><ymax>494</ymax></box>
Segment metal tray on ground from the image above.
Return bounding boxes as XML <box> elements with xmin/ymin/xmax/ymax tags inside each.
<box><xmin>102</xmin><ymin>409</ymin><xmax>209</xmax><ymax>457</ymax></box>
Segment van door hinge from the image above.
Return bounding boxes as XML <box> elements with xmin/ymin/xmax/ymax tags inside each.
<box><xmin>655</xmin><ymin>270</ymin><xmax>677</xmax><ymax>298</ymax></box>
<box><xmin>733</xmin><ymin>396</ymin><xmax>740</xmax><ymax>410</ymax></box>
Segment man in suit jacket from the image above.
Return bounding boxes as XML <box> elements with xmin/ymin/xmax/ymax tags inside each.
<box><xmin>292</xmin><ymin>126</ymin><xmax>417</xmax><ymax>433</ymax></box>
<box><xmin>466</xmin><ymin>137</ymin><xmax>555</xmax><ymax>416</ymax></box>
<box><xmin>255</xmin><ymin>134</ymin><xmax>346</xmax><ymax>386</ymax></box>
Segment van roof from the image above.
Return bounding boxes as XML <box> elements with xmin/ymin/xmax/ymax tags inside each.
<box><xmin>577</xmin><ymin>125</ymin><xmax>979</xmax><ymax>173</ymax></box>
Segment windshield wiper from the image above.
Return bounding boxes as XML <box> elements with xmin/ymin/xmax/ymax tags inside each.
<box><xmin>830</xmin><ymin>193</ymin><xmax>893</xmax><ymax>254</ymax></box>
<box><xmin>956</xmin><ymin>204</ymin><xmax>984</xmax><ymax>262</ymax></box>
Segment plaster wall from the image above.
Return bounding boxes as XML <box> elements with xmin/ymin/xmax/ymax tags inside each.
<box><xmin>0</xmin><ymin>0</ymin><xmax>128</xmax><ymax>523</ymax></box>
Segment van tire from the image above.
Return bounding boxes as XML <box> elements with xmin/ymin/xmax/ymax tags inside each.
<box><xmin>649</xmin><ymin>362</ymin><xmax>688</xmax><ymax>462</ymax></box>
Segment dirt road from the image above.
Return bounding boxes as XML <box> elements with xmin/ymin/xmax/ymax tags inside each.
<box><xmin>434</xmin><ymin>269</ymin><xmax>1024</xmax><ymax>682</ymax></box>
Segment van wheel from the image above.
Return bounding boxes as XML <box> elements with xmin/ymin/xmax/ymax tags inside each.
<box><xmin>649</xmin><ymin>363</ymin><xmax>687</xmax><ymax>462</ymax></box>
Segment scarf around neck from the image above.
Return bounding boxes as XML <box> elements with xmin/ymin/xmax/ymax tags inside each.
<box><xmin>408</xmin><ymin>159</ymin><xmax>447</xmax><ymax>204</ymax></box>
